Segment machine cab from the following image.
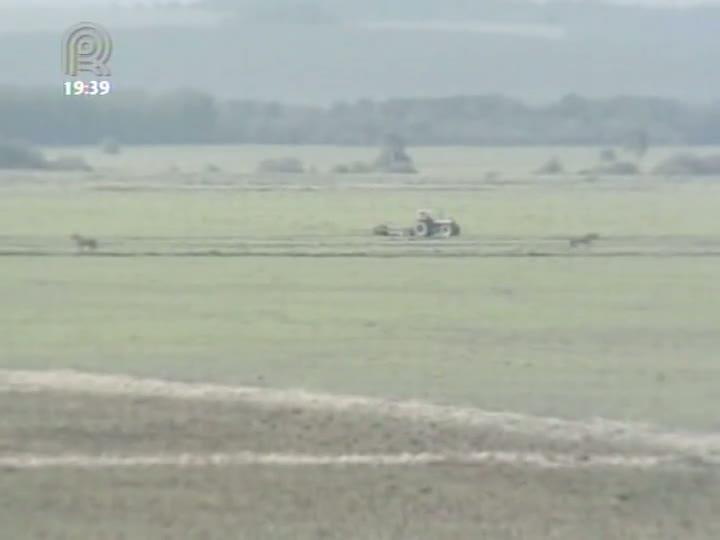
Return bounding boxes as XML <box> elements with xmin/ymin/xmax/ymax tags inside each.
<box><xmin>416</xmin><ymin>209</ymin><xmax>433</xmax><ymax>222</ymax></box>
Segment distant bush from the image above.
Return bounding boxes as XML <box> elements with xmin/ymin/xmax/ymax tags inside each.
<box><xmin>623</xmin><ymin>129</ymin><xmax>650</xmax><ymax>159</ymax></box>
<box><xmin>333</xmin><ymin>136</ymin><xmax>418</xmax><ymax>174</ymax></box>
<box><xmin>377</xmin><ymin>159</ymin><xmax>417</xmax><ymax>174</ymax></box>
<box><xmin>350</xmin><ymin>161</ymin><xmax>375</xmax><ymax>173</ymax></box>
<box><xmin>99</xmin><ymin>137</ymin><xmax>121</xmax><ymax>155</ymax></box>
<box><xmin>591</xmin><ymin>161</ymin><xmax>640</xmax><ymax>175</ymax></box>
<box><xmin>332</xmin><ymin>161</ymin><xmax>374</xmax><ymax>174</ymax></box>
<box><xmin>0</xmin><ymin>139</ymin><xmax>50</xmax><ymax>169</ymax></box>
<box><xmin>0</xmin><ymin>138</ymin><xmax>93</xmax><ymax>171</ymax></box>
<box><xmin>257</xmin><ymin>157</ymin><xmax>305</xmax><ymax>174</ymax></box>
<box><xmin>332</xmin><ymin>164</ymin><xmax>349</xmax><ymax>173</ymax></box>
<box><xmin>204</xmin><ymin>162</ymin><xmax>221</xmax><ymax>173</ymax></box>
<box><xmin>49</xmin><ymin>155</ymin><xmax>92</xmax><ymax>172</ymax></box>
<box><xmin>599</xmin><ymin>148</ymin><xmax>617</xmax><ymax>162</ymax></box>
<box><xmin>652</xmin><ymin>153</ymin><xmax>720</xmax><ymax>176</ymax></box>
<box><xmin>535</xmin><ymin>157</ymin><xmax>564</xmax><ymax>174</ymax></box>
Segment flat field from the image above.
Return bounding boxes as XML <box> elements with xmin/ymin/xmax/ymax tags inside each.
<box><xmin>1</xmin><ymin>145</ymin><xmax>719</xmax><ymax>539</ymax></box>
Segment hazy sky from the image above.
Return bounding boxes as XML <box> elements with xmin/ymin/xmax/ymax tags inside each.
<box><xmin>1</xmin><ymin>0</ymin><xmax>720</xmax><ymax>6</ymax></box>
<box><xmin>0</xmin><ymin>0</ymin><xmax>718</xmax><ymax>102</ymax></box>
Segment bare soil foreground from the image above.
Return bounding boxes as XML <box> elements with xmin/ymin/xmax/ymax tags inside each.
<box><xmin>0</xmin><ymin>370</ymin><xmax>718</xmax><ymax>539</ymax></box>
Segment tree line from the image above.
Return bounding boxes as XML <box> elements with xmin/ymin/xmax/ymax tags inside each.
<box><xmin>2</xmin><ymin>87</ymin><xmax>719</xmax><ymax>146</ymax></box>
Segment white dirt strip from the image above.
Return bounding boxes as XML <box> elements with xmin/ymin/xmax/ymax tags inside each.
<box><xmin>1</xmin><ymin>369</ymin><xmax>719</xmax><ymax>459</ymax></box>
<box><xmin>0</xmin><ymin>451</ymin><xmax>693</xmax><ymax>470</ymax></box>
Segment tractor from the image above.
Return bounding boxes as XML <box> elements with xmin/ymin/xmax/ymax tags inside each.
<box><xmin>372</xmin><ymin>209</ymin><xmax>461</xmax><ymax>239</ymax></box>
<box><xmin>412</xmin><ymin>209</ymin><xmax>461</xmax><ymax>238</ymax></box>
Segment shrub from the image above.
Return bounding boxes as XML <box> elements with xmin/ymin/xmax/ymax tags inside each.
<box><xmin>0</xmin><ymin>139</ymin><xmax>50</xmax><ymax>169</ymax></box>
<box><xmin>333</xmin><ymin>136</ymin><xmax>418</xmax><ymax>175</ymax></box>
<box><xmin>652</xmin><ymin>153</ymin><xmax>720</xmax><ymax>176</ymax></box>
<box><xmin>331</xmin><ymin>164</ymin><xmax>350</xmax><ymax>174</ymax></box>
<box><xmin>379</xmin><ymin>160</ymin><xmax>417</xmax><ymax>174</ymax></box>
<box><xmin>592</xmin><ymin>161</ymin><xmax>640</xmax><ymax>175</ymax></box>
<box><xmin>99</xmin><ymin>137</ymin><xmax>121</xmax><ymax>155</ymax></box>
<box><xmin>257</xmin><ymin>157</ymin><xmax>305</xmax><ymax>174</ymax></box>
<box><xmin>535</xmin><ymin>157</ymin><xmax>564</xmax><ymax>174</ymax></box>
<box><xmin>599</xmin><ymin>148</ymin><xmax>617</xmax><ymax>162</ymax></box>
<box><xmin>49</xmin><ymin>155</ymin><xmax>92</xmax><ymax>171</ymax></box>
<box><xmin>349</xmin><ymin>161</ymin><xmax>375</xmax><ymax>173</ymax></box>
<box><xmin>333</xmin><ymin>160</ymin><xmax>387</xmax><ymax>174</ymax></box>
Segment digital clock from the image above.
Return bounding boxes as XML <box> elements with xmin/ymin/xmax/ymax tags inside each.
<box><xmin>64</xmin><ymin>80</ymin><xmax>112</xmax><ymax>96</ymax></box>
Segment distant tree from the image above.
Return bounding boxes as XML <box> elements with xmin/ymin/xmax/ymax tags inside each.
<box><xmin>152</xmin><ymin>89</ymin><xmax>218</xmax><ymax>143</ymax></box>
<box><xmin>1</xmin><ymin>87</ymin><xmax>720</xmax><ymax>147</ymax></box>
<box><xmin>373</xmin><ymin>134</ymin><xmax>417</xmax><ymax>174</ymax></box>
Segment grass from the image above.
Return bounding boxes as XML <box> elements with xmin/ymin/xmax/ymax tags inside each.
<box><xmin>1</xmin><ymin>170</ymin><xmax>719</xmax><ymax>429</ymax></box>
<box><xmin>2</xmin><ymin>253</ymin><xmax>719</xmax><ymax>429</ymax></box>
<box><xmin>2</xmin><ymin>185</ymin><xmax>720</xmax><ymax>238</ymax></box>
<box><xmin>1</xmin><ymin>146</ymin><xmax>719</xmax><ymax>539</ymax></box>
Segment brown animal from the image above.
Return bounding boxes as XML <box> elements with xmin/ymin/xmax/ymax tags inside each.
<box><xmin>569</xmin><ymin>233</ymin><xmax>599</xmax><ymax>248</ymax></box>
<box><xmin>71</xmin><ymin>234</ymin><xmax>98</xmax><ymax>252</ymax></box>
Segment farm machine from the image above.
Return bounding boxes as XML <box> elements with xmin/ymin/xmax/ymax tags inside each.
<box><xmin>373</xmin><ymin>209</ymin><xmax>461</xmax><ymax>239</ymax></box>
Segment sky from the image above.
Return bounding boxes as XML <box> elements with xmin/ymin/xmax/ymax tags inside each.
<box><xmin>1</xmin><ymin>0</ymin><xmax>720</xmax><ymax>6</ymax></box>
<box><xmin>0</xmin><ymin>0</ymin><xmax>718</xmax><ymax>103</ymax></box>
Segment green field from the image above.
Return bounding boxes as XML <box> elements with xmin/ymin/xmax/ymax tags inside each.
<box><xmin>1</xmin><ymin>146</ymin><xmax>719</xmax><ymax>539</ymax></box>
<box><xmin>2</xmin><ymin>254</ymin><xmax>720</xmax><ymax>429</ymax></box>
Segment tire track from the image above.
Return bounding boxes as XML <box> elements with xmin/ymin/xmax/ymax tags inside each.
<box><xmin>0</xmin><ymin>451</ymin><xmax>693</xmax><ymax>470</ymax></box>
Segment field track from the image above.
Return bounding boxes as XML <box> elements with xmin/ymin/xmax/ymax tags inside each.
<box><xmin>2</xmin><ymin>234</ymin><xmax>720</xmax><ymax>258</ymax></box>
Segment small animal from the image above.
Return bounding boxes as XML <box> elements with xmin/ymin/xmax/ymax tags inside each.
<box><xmin>569</xmin><ymin>233</ymin><xmax>599</xmax><ymax>248</ymax></box>
<box><xmin>71</xmin><ymin>233</ymin><xmax>98</xmax><ymax>252</ymax></box>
